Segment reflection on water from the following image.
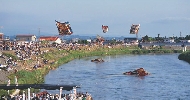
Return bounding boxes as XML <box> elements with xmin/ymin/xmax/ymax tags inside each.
<box><xmin>45</xmin><ymin>54</ymin><xmax>190</xmax><ymax>100</ymax></box>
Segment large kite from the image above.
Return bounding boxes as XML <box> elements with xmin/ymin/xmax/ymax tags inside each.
<box><xmin>130</xmin><ymin>24</ymin><xmax>140</xmax><ymax>34</ymax></box>
<box><xmin>102</xmin><ymin>25</ymin><xmax>109</xmax><ymax>33</ymax></box>
<box><xmin>55</xmin><ymin>20</ymin><xmax>73</xmax><ymax>35</ymax></box>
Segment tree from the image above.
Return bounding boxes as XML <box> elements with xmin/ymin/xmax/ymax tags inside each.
<box><xmin>78</xmin><ymin>40</ymin><xmax>88</xmax><ymax>44</ymax></box>
<box><xmin>142</xmin><ymin>35</ymin><xmax>150</xmax><ymax>42</ymax></box>
<box><xmin>185</xmin><ymin>35</ymin><xmax>190</xmax><ymax>40</ymax></box>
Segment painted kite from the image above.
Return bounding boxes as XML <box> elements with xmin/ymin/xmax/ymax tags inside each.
<box><xmin>55</xmin><ymin>20</ymin><xmax>73</xmax><ymax>35</ymax></box>
<box><xmin>130</xmin><ymin>24</ymin><xmax>140</xmax><ymax>34</ymax></box>
<box><xmin>102</xmin><ymin>25</ymin><xmax>109</xmax><ymax>33</ymax></box>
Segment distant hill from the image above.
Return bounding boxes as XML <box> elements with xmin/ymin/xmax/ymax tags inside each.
<box><xmin>62</xmin><ymin>35</ymin><xmax>131</xmax><ymax>40</ymax></box>
<box><xmin>5</xmin><ymin>34</ymin><xmax>137</xmax><ymax>41</ymax></box>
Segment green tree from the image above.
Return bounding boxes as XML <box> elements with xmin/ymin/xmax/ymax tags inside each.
<box><xmin>185</xmin><ymin>35</ymin><xmax>190</xmax><ymax>40</ymax></box>
<box><xmin>78</xmin><ymin>40</ymin><xmax>88</xmax><ymax>44</ymax></box>
<box><xmin>142</xmin><ymin>35</ymin><xmax>150</xmax><ymax>42</ymax></box>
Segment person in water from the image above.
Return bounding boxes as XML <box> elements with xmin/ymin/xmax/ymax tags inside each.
<box><xmin>124</xmin><ymin>68</ymin><xmax>149</xmax><ymax>76</ymax></box>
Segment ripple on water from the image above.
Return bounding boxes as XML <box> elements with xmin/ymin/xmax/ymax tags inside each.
<box><xmin>45</xmin><ymin>54</ymin><xmax>190</xmax><ymax>99</ymax></box>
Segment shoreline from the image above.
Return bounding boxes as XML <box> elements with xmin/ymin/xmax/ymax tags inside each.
<box><xmin>0</xmin><ymin>45</ymin><xmax>184</xmax><ymax>94</ymax></box>
<box><xmin>178</xmin><ymin>51</ymin><xmax>190</xmax><ymax>63</ymax></box>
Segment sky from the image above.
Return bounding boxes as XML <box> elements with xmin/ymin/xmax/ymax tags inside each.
<box><xmin>0</xmin><ymin>0</ymin><xmax>190</xmax><ymax>38</ymax></box>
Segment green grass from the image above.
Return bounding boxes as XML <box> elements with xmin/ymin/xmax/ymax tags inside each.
<box><xmin>178</xmin><ymin>51</ymin><xmax>190</xmax><ymax>63</ymax></box>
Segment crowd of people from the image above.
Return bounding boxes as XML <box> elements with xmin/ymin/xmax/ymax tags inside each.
<box><xmin>0</xmin><ymin>41</ymin><xmax>99</xmax><ymax>99</ymax></box>
<box><xmin>0</xmin><ymin>39</ymin><xmax>122</xmax><ymax>72</ymax></box>
<box><xmin>1</xmin><ymin>91</ymin><xmax>92</xmax><ymax>100</ymax></box>
<box><xmin>0</xmin><ymin>41</ymin><xmax>43</xmax><ymax>71</ymax></box>
<box><xmin>0</xmin><ymin>40</ymin><xmax>133</xmax><ymax>99</ymax></box>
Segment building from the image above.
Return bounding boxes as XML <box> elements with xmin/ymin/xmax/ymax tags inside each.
<box><xmin>87</xmin><ymin>39</ymin><xmax>92</xmax><ymax>43</ymax></box>
<box><xmin>72</xmin><ymin>38</ymin><xmax>80</xmax><ymax>43</ymax></box>
<box><xmin>39</xmin><ymin>36</ymin><xmax>62</xmax><ymax>44</ymax></box>
<box><xmin>124</xmin><ymin>37</ymin><xmax>138</xmax><ymax>44</ymax></box>
<box><xmin>180</xmin><ymin>40</ymin><xmax>190</xmax><ymax>43</ymax></box>
<box><xmin>0</xmin><ymin>33</ymin><xmax>3</xmax><ymax>40</ymax></box>
<box><xmin>164</xmin><ymin>38</ymin><xmax>175</xmax><ymax>43</ymax></box>
<box><xmin>16</xmin><ymin>34</ymin><xmax>37</xmax><ymax>42</ymax></box>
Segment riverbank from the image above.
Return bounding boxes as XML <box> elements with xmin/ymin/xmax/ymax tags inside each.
<box><xmin>0</xmin><ymin>45</ymin><xmax>183</xmax><ymax>95</ymax></box>
<box><xmin>178</xmin><ymin>51</ymin><xmax>190</xmax><ymax>63</ymax></box>
<box><xmin>44</xmin><ymin>53</ymin><xmax>190</xmax><ymax>100</ymax></box>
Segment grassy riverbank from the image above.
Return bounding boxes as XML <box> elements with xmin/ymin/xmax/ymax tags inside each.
<box><xmin>178</xmin><ymin>51</ymin><xmax>190</xmax><ymax>63</ymax></box>
<box><xmin>0</xmin><ymin>46</ymin><xmax>183</xmax><ymax>95</ymax></box>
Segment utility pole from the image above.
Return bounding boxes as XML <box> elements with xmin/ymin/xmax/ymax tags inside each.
<box><xmin>38</xmin><ymin>28</ymin><xmax>40</xmax><ymax>36</ymax></box>
<box><xmin>38</xmin><ymin>28</ymin><xmax>40</xmax><ymax>41</ymax></box>
<box><xmin>136</xmin><ymin>33</ymin><xmax>138</xmax><ymax>40</ymax></box>
<box><xmin>180</xmin><ymin>31</ymin><xmax>182</xmax><ymax>37</ymax></box>
<box><xmin>0</xmin><ymin>26</ymin><xmax>3</xmax><ymax>33</ymax></box>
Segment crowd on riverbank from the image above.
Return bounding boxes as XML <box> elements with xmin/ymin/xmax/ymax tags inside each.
<box><xmin>0</xmin><ymin>41</ymin><xmax>132</xmax><ymax>72</ymax></box>
<box><xmin>1</xmin><ymin>91</ymin><xmax>93</xmax><ymax>100</ymax></box>
<box><xmin>0</xmin><ymin>41</ymin><xmax>188</xmax><ymax>82</ymax></box>
<box><xmin>0</xmin><ymin>41</ymin><xmax>127</xmax><ymax>96</ymax></box>
<box><xmin>0</xmin><ymin>41</ymin><xmax>189</xmax><ymax>96</ymax></box>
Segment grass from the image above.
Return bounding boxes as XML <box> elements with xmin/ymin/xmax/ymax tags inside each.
<box><xmin>178</xmin><ymin>51</ymin><xmax>190</xmax><ymax>63</ymax></box>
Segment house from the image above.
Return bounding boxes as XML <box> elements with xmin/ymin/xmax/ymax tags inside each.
<box><xmin>164</xmin><ymin>38</ymin><xmax>175</xmax><ymax>43</ymax></box>
<box><xmin>72</xmin><ymin>38</ymin><xmax>80</xmax><ymax>43</ymax></box>
<box><xmin>16</xmin><ymin>34</ymin><xmax>37</xmax><ymax>42</ymax></box>
<box><xmin>0</xmin><ymin>33</ymin><xmax>3</xmax><ymax>40</ymax></box>
<box><xmin>87</xmin><ymin>39</ymin><xmax>92</xmax><ymax>43</ymax></box>
<box><xmin>124</xmin><ymin>37</ymin><xmax>138</xmax><ymax>44</ymax></box>
<box><xmin>180</xmin><ymin>40</ymin><xmax>190</xmax><ymax>43</ymax></box>
<box><xmin>39</xmin><ymin>36</ymin><xmax>62</xmax><ymax>44</ymax></box>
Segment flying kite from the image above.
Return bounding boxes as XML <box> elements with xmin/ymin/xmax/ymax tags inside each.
<box><xmin>130</xmin><ymin>24</ymin><xmax>140</xmax><ymax>34</ymax></box>
<box><xmin>102</xmin><ymin>25</ymin><xmax>109</xmax><ymax>33</ymax></box>
<box><xmin>55</xmin><ymin>20</ymin><xmax>73</xmax><ymax>35</ymax></box>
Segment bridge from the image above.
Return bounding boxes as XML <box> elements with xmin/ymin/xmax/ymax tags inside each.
<box><xmin>0</xmin><ymin>84</ymin><xmax>79</xmax><ymax>90</ymax></box>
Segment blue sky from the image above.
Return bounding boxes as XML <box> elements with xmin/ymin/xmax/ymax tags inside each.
<box><xmin>0</xmin><ymin>0</ymin><xmax>190</xmax><ymax>38</ymax></box>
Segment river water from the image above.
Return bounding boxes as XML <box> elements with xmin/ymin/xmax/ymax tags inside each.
<box><xmin>44</xmin><ymin>53</ymin><xmax>190</xmax><ymax>100</ymax></box>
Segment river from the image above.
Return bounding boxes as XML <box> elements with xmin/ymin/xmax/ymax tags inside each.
<box><xmin>44</xmin><ymin>53</ymin><xmax>190</xmax><ymax>100</ymax></box>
